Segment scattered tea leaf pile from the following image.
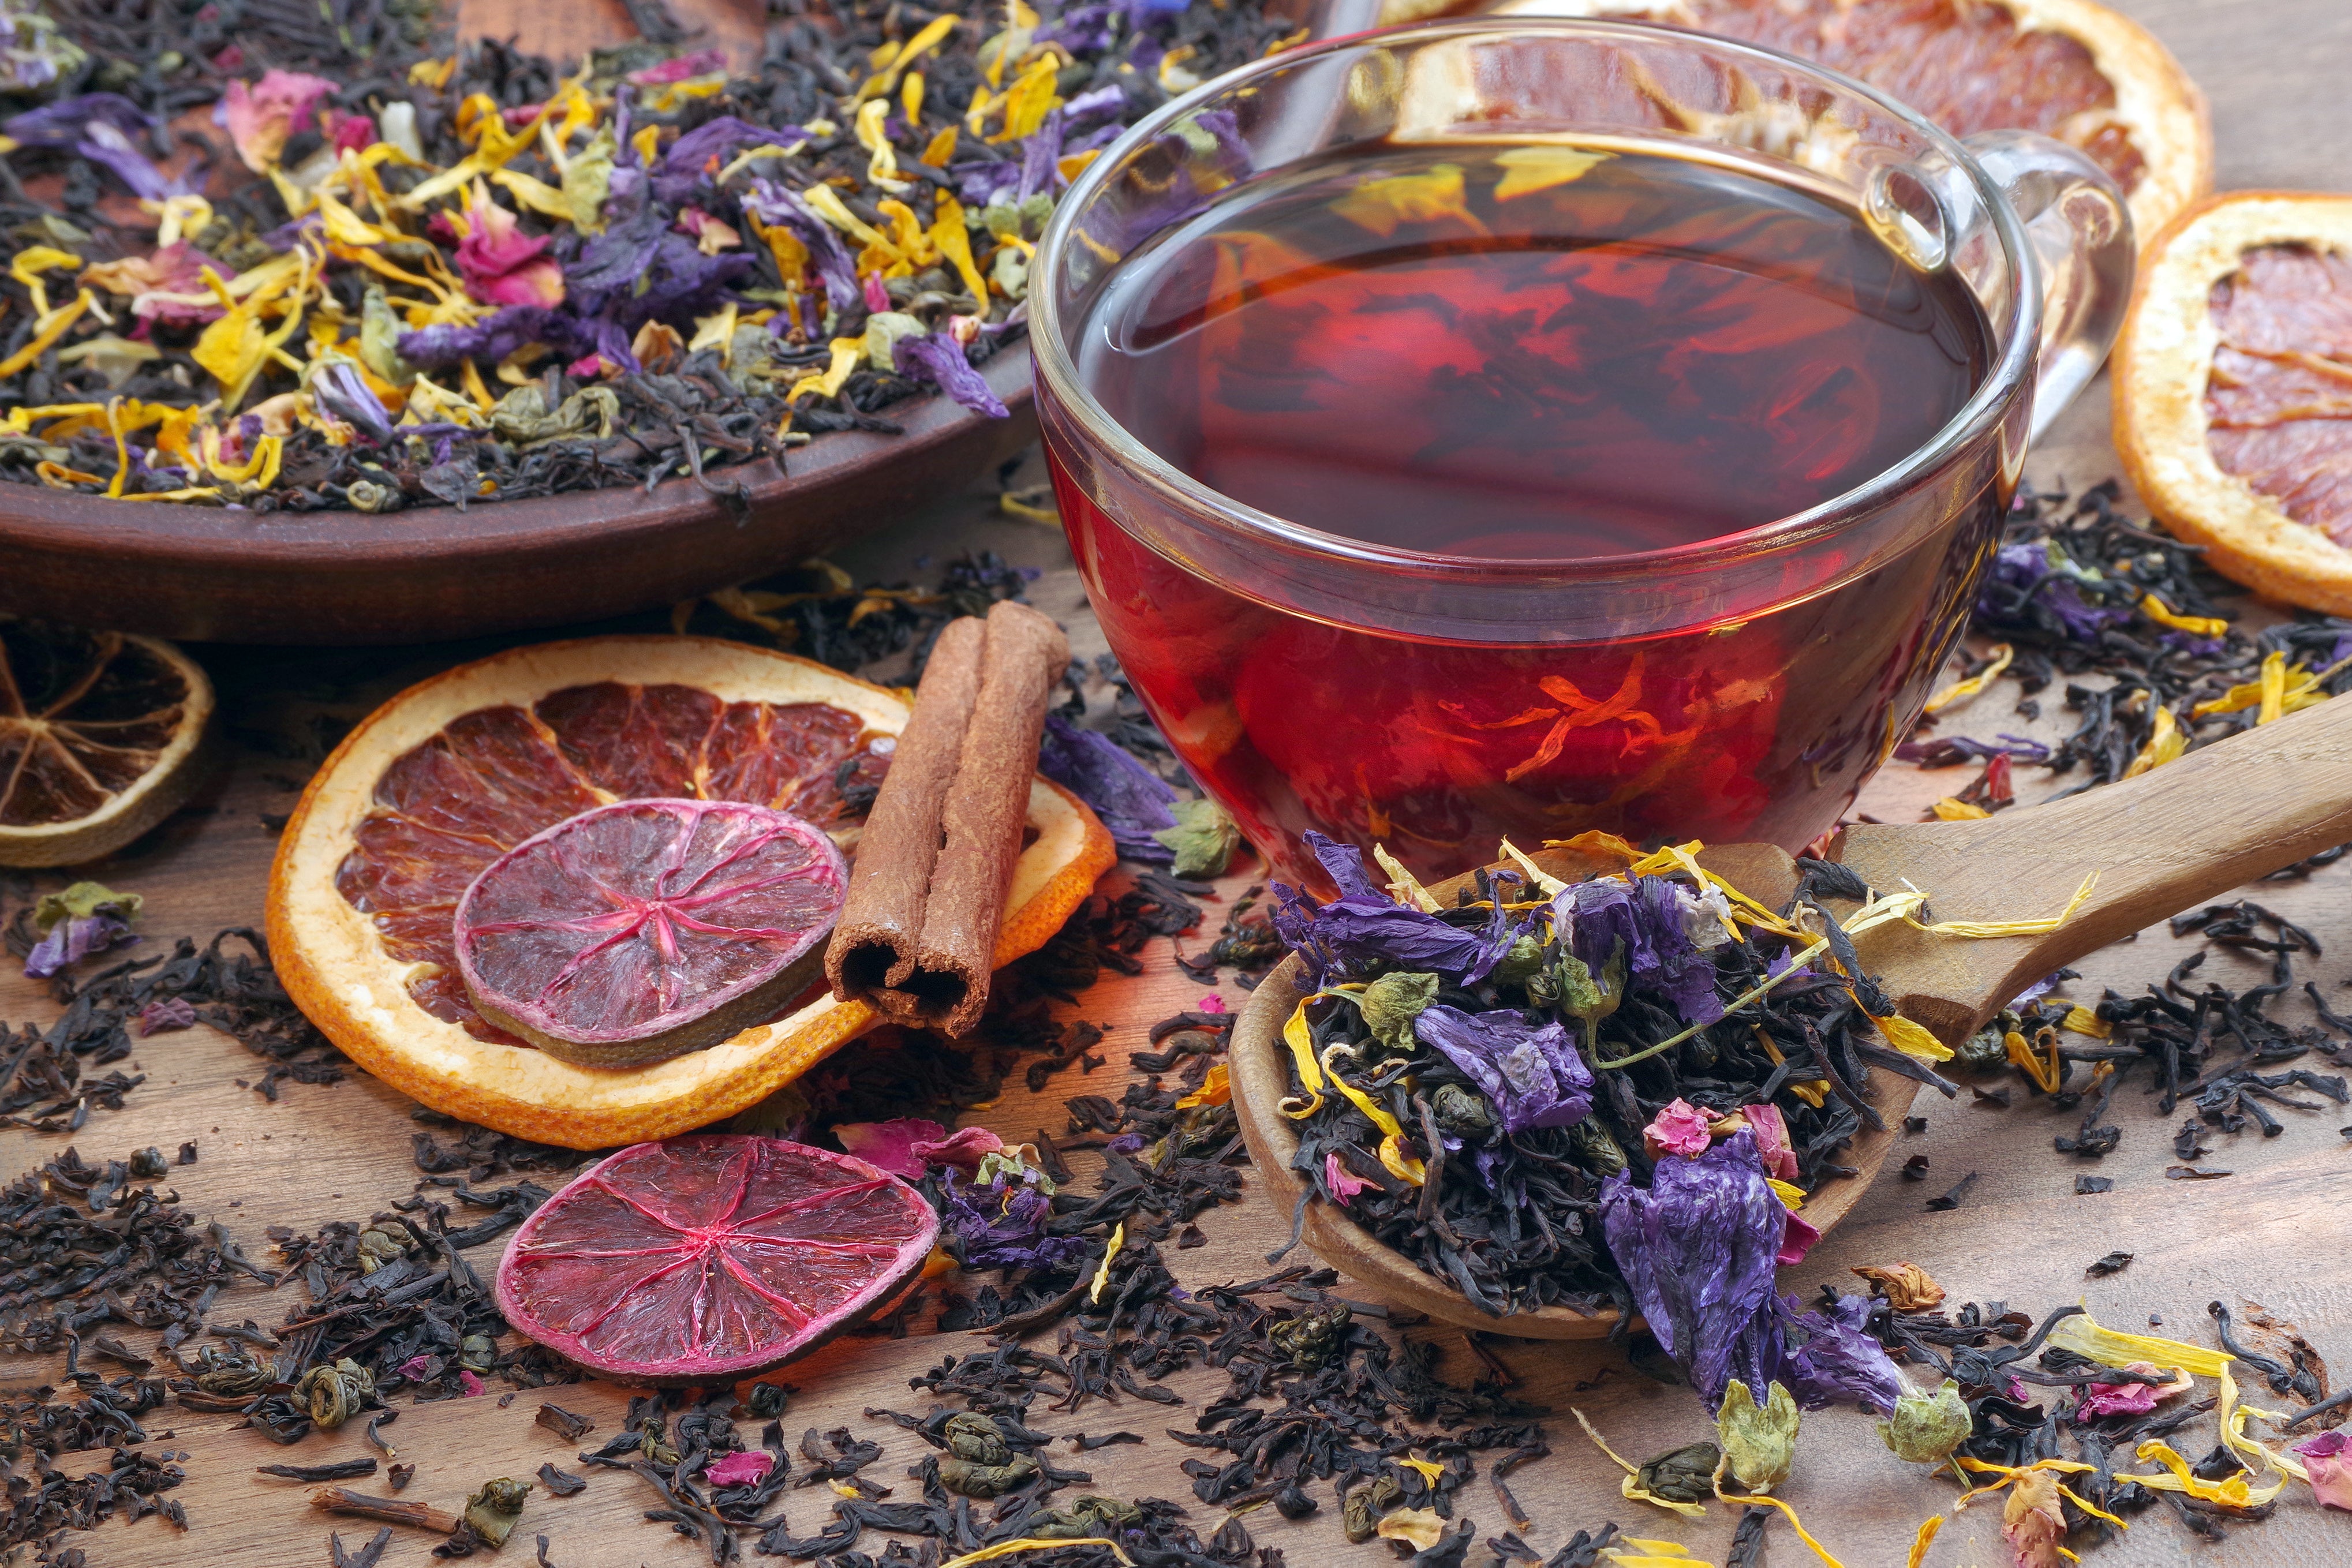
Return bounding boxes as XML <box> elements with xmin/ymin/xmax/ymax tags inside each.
<box><xmin>1950</xmin><ymin>898</ymin><xmax>2351</xmax><ymax>1181</ymax></box>
<box><xmin>1910</xmin><ymin>481</ymin><xmax>2352</xmax><ymax>795</ymax></box>
<box><xmin>1</xmin><ymin>922</ymin><xmax>346</xmax><ymax>1131</ymax></box>
<box><xmin>0</xmin><ymin>0</ymin><xmax>1296</xmax><ymax>512</ymax></box>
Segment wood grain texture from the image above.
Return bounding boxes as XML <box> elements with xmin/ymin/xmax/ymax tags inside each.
<box><xmin>10</xmin><ymin>2</ymin><xmax>2352</xmax><ymax>1565</ymax></box>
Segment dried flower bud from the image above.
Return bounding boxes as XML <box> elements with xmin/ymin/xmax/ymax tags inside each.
<box><xmin>1361</xmin><ymin>970</ymin><xmax>1438</xmax><ymax>1054</ymax></box>
<box><xmin>1715</xmin><ymin>1378</ymin><xmax>1799</xmax><ymax>1494</ymax></box>
<box><xmin>1152</xmin><ymin>796</ymin><xmax>1242</xmax><ymax>878</ymax></box>
<box><xmin>943</xmin><ymin>1413</ymin><xmax>1012</xmax><ymax>1465</ymax></box>
<box><xmin>1269</xmin><ymin>1303</ymin><xmax>1351</xmax><ymax>1371</ymax></box>
<box><xmin>1491</xmin><ymin>934</ymin><xmax>1546</xmax><ymax>987</ymax></box>
<box><xmin>296</xmin><ymin>1357</ymin><xmax>375</xmax><ymax>1429</ymax></box>
<box><xmin>1878</xmin><ymin>1380</ymin><xmax>1972</xmax><ymax>1465</ymax></box>
<box><xmin>1430</xmin><ymin>1083</ymin><xmax>1497</xmax><ymax>1142</ymax></box>
<box><xmin>463</xmin><ymin>1477</ymin><xmax>529</xmax><ymax>1548</ymax></box>
<box><xmin>1633</xmin><ymin>1441</ymin><xmax>1721</xmax><ymax>1503</ymax></box>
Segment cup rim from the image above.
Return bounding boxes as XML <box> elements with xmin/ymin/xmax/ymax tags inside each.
<box><xmin>1030</xmin><ymin>14</ymin><xmax>2042</xmax><ymax>580</ymax></box>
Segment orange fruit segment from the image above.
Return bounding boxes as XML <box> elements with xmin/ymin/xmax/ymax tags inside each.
<box><xmin>0</xmin><ymin>618</ymin><xmax>216</xmax><ymax>869</ymax></box>
<box><xmin>2115</xmin><ymin>193</ymin><xmax>2352</xmax><ymax>614</ymax></box>
<box><xmin>1478</xmin><ymin>0</ymin><xmax>2211</xmax><ymax>240</ymax></box>
<box><xmin>267</xmin><ymin>635</ymin><xmax>1115</xmax><ymax>1149</ymax></box>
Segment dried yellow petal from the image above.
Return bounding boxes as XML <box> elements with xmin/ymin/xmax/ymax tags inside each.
<box><xmin>2046</xmin><ymin>1307</ymin><xmax>2233</xmax><ymax>1379</ymax></box>
<box><xmin>2139</xmin><ymin>593</ymin><xmax>2227</xmax><ymax>637</ymax></box>
<box><xmin>1088</xmin><ymin>1221</ymin><xmax>1123</xmax><ymax>1304</ymax></box>
<box><xmin>1872</xmin><ymin>1011</ymin><xmax>1954</xmax><ymax>1063</ymax></box>
<box><xmin>1924</xmin><ymin>643</ymin><xmax>2012</xmax><ymax>713</ymax></box>
<box><xmin>1493</xmin><ymin>144</ymin><xmax>1611</xmax><ymax>200</ymax></box>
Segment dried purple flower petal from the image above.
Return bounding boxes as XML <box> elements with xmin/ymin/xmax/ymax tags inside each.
<box><xmin>1598</xmin><ymin>1129</ymin><xmax>1786</xmax><ymax>1410</ymax></box>
<box><xmin>893</xmin><ymin>332</ymin><xmax>1010</xmax><ymax>418</ymax></box>
<box><xmin>1037</xmin><ymin>712</ymin><xmax>1176</xmax><ymax>860</ymax></box>
<box><xmin>1412</xmin><ymin>1005</ymin><xmax>1591</xmax><ymax>1134</ymax></box>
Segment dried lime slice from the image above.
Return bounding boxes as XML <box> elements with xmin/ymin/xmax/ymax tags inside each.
<box><xmin>454</xmin><ymin>798</ymin><xmax>848</xmax><ymax>1068</ymax></box>
<box><xmin>495</xmin><ymin>1134</ymin><xmax>937</xmax><ymax>1384</ymax></box>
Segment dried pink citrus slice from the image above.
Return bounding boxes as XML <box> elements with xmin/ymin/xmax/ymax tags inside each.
<box><xmin>495</xmin><ymin>1134</ymin><xmax>938</xmax><ymax>1384</ymax></box>
<box><xmin>454</xmin><ymin>799</ymin><xmax>848</xmax><ymax>1068</ymax></box>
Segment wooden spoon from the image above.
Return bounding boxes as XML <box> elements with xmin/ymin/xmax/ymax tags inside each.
<box><xmin>1228</xmin><ymin>690</ymin><xmax>2352</xmax><ymax>1338</ymax></box>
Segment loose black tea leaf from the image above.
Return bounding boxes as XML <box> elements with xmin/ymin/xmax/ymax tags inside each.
<box><xmin>536</xmin><ymin>1402</ymin><xmax>595</xmax><ymax>1442</ymax></box>
<box><xmin>1927</xmin><ymin>1172</ymin><xmax>1981</xmax><ymax>1211</ymax></box>
<box><xmin>258</xmin><ymin>1458</ymin><xmax>379</xmax><ymax>1482</ymax></box>
<box><xmin>2076</xmin><ymin>1176</ymin><xmax>2113</xmax><ymax>1195</ymax></box>
<box><xmin>2086</xmin><ymin>1252</ymin><xmax>2134</xmax><ymax>1278</ymax></box>
<box><xmin>388</xmin><ymin>1465</ymin><xmax>416</xmax><ymax>1493</ymax></box>
<box><xmin>330</xmin><ymin>1526</ymin><xmax>395</xmax><ymax>1568</ymax></box>
<box><xmin>534</xmin><ymin>1464</ymin><xmax>587</xmax><ymax>1498</ymax></box>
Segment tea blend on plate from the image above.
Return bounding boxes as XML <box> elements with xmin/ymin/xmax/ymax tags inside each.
<box><xmin>0</xmin><ymin>0</ymin><xmax>1295</xmax><ymax>512</ymax></box>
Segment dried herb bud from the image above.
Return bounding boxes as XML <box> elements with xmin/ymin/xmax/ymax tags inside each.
<box><xmin>192</xmin><ymin>1348</ymin><xmax>268</xmax><ymax>1396</ymax></box>
<box><xmin>1268</xmin><ymin>1303</ymin><xmax>1351</xmax><ymax>1371</ymax></box>
<box><xmin>356</xmin><ymin>1227</ymin><xmax>408</xmax><ymax>1273</ymax></box>
<box><xmin>1152</xmin><ymin>796</ymin><xmax>1243</xmax><ymax>878</ymax></box>
<box><xmin>1430</xmin><ymin>1084</ymin><xmax>1497</xmax><ymax>1142</ymax></box>
<box><xmin>1343</xmin><ymin>1474</ymin><xmax>1404</xmax><ymax>1543</ymax></box>
<box><xmin>937</xmin><ymin>1453</ymin><xmax>1039</xmax><ymax>1498</ymax></box>
<box><xmin>943</xmin><ymin>1413</ymin><xmax>1012</xmax><ymax>1465</ymax></box>
<box><xmin>1032</xmin><ymin>1495</ymin><xmax>1144</xmax><ymax>1539</ymax></box>
<box><xmin>1955</xmin><ymin>1024</ymin><xmax>2009</xmax><ymax>1073</ymax></box>
<box><xmin>463</xmin><ymin>1477</ymin><xmax>529</xmax><ymax>1548</ymax></box>
<box><xmin>1715</xmin><ymin>1379</ymin><xmax>1799</xmax><ymax>1495</ymax></box>
<box><xmin>1362</xmin><ymin>971</ymin><xmax>1439</xmax><ymax>1054</ymax></box>
<box><xmin>1491</xmin><ymin>934</ymin><xmax>1546</xmax><ymax>987</ymax></box>
<box><xmin>1633</xmin><ymin>1442</ymin><xmax>1720</xmax><ymax>1504</ymax></box>
<box><xmin>1878</xmin><ymin>1380</ymin><xmax>1972</xmax><ymax>1465</ymax></box>
<box><xmin>297</xmin><ymin>1359</ymin><xmax>376</xmax><ymax>1429</ymax></box>
<box><xmin>1568</xmin><ymin>1120</ymin><xmax>1629</xmax><ymax>1177</ymax></box>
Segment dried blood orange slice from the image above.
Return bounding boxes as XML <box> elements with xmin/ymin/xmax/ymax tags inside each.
<box><xmin>267</xmin><ymin>636</ymin><xmax>1115</xmax><ymax>1149</ymax></box>
<box><xmin>2115</xmin><ymin>193</ymin><xmax>2352</xmax><ymax>613</ymax></box>
<box><xmin>0</xmin><ymin>617</ymin><xmax>215</xmax><ymax>868</ymax></box>
<box><xmin>455</xmin><ymin>799</ymin><xmax>848</xmax><ymax>1068</ymax></box>
<box><xmin>495</xmin><ymin>1134</ymin><xmax>938</xmax><ymax>1384</ymax></box>
<box><xmin>1483</xmin><ymin>0</ymin><xmax>2209</xmax><ymax>239</ymax></box>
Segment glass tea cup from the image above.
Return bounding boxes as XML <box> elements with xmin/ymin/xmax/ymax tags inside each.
<box><xmin>1031</xmin><ymin>19</ymin><xmax>2132</xmax><ymax>889</ymax></box>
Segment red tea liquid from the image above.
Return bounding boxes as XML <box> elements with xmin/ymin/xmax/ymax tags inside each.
<box><xmin>1051</xmin><ymin>142</ymin><xmax>2001</xmax><ymax>884</ymax></box>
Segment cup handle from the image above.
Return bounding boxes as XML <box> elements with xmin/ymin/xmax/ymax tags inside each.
<box><xmin>1960</xmin><ymin>129</ymin><xmax>2136</xmax><ymax>442</ymax></box>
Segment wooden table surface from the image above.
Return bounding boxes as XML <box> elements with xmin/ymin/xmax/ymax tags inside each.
<box><xmin>13</xmin><ymin>2</ymin><xmax>2352</xmax><ymax>1564</ymax></box>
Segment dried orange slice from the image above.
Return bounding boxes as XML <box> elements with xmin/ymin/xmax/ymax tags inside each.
<box><xmin>0</xmin><ymin>618</ymin><xmax>215</xmax><ymax>869</ymax></box>
<box><xmin>2114</xmin><ymin>193</ymin><xmax>2352</xmax><ymax>614</ymax></box>
<box><xmin>495</xmin><ymin>1135</ymin><xmax>938</xmax><ymax>1384</ymax></box>
<box><xmin>267</xmin><ymin>636</ymin><xmax>1115</xmax><ymax>1150</ymax></box>
<box><xmin>1485</xmin><ymin>0</ymin><xmax>2211</xmax><ymax>239</ymax></box>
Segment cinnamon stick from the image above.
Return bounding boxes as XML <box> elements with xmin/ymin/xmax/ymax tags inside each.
<box><xmin>921</xmin><ymin>601</ymin><xmax>1068</xmax><ymax>1032</ymax></box>
<box><xmin>827</xmin><ymin>615</ymin><xmax>985</xmax><ymax>1014</ymax></box>
<box><xmin>825</xmin><ymin>601</ymin><xmax>1068</xmax><ymax>1034</ymax></box>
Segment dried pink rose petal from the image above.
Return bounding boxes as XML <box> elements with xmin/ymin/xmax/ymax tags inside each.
<box><xmin>458</xmin><ymin>1370</ymin><xmax>485</xmax><ymax>1397</ymax></box>
<box><xmin>835</xmin><ymin>1118</ymin><xmax>949</xmax><ymax>1178</ymax></box>
<box><xmin>1744</xmin><ymin>1101</ymin><xmax>1799</xmax><ymax>1183</ymax></box>
<box><xmin>1641</xmin><ymin>1098</ymin><xmax>1714</xmax><ymax>1161</ymax></box>
<box><xmin>1325</xmin><ymin>1152</ymin><xmax>1371</xmax><ymax>1204</ymax></box>
<box><xmin>1776</xmin><ymin>1207</ymin><xmax>1820</xmax><ymax>1266</ymax></box>
<box><xmin>455</xmin><ymin>189</ymin><xmax>566</xmax><ymax>308</ymax></box>
<box><xmin>220</xmin><ymin>68</ymin><xmax>338</xmax><ymax>172</ymax></box>
<box><xmin>705</xmin><ymin>1450</ymin><xmax>776</xmax><ymax>1488</ymax></box>
<box><xmin>629</xmin><ymin>49</ymin><xmax>728</xmax><ymax>87</ymax></box>
<box><xmin>911</xmin><ymin>1126</ymin><xmax>1005</xmax><ymax>1172</ymax></box>
<box><xmin>2295</xmin><ymin>1432</ymin><xmax>2352</xmax><ymax>1511</ymax></box>
<box><xmin>1198</xmin><ymin>995</ymin><xmax>1227</xmax><ymax>1014</ymax></box>
<box><xmin>2002</xmin><ymin>1468</ymin><xmax>2069</xmax><ymax>1567</ymax></box>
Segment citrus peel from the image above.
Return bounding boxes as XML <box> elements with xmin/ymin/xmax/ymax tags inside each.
<box><xmin>2116</xmin><ymin>192</ymin><xmax>2352</xmax><ymax>613</ymax></box>
<box><xmin>0</xmin><ymin>617</ymin><xmax>216</xmax><ymax>868</ymax></box>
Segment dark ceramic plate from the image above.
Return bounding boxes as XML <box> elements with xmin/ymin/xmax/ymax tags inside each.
<box><xmin>0</xmin><ymin>354</ymin><xmax>1034</xmax><ymax>646</ymax></box>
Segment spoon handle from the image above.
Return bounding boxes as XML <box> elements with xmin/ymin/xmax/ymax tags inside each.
<box><xmin>1838</xmin><ymin>688</ymin><xmax>2352</xmax><ymax>1041</ymax></box>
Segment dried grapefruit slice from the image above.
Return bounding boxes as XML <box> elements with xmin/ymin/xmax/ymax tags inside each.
<box><xmin>267</xmin><ymin>636</ymin><xmax>1115</xmax><ymax>1149</ymax></box>
<box><xmin>2115</xmin><ymin>193</ymin><xmax>2352</xmax><ymax>613</ymax></box>
<box><xmin>1482</xmin><ymin>0</ymin><xmax>2210</xmax><ymax>239</ymax></box>
<box><xmin>495</xmin><ymin>1134</ymin><xmax>938</xmax><ymax>1384</ymax></box>
<box><xmin>0</xmin><ymin>617</ymin><xmax>215</xmax><ymax>868</ymax></box>
<box><xmin>456</xmin><ymin>799</ymin><xmax>850</xmax><ymax>1068</ymax></box>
